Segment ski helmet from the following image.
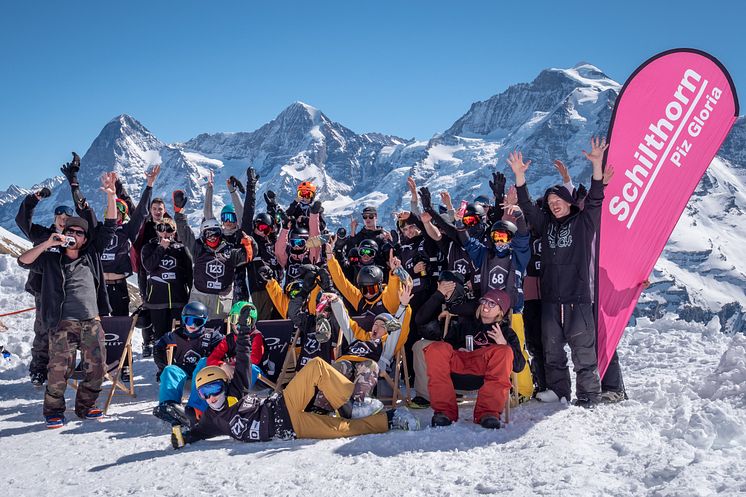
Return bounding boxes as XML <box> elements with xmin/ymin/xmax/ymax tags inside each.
<box><xmin>254</xmin><ymin>212</ymin><xmax>273</xmax><ymax>234</ymax></box>
<box><xmin>200</xmin><ymin>218</ymin><xmax>222</xmax><ymax>240</ymax></box>
<box><xmin>289</xmin><ymin>226</ymin><xmax>309</xmax><ymax>253</ymax></box>
<box><xmin>356</xmin><ymin>265</ymin><xmax>384</xmax><ymax>286</ymax></box>
<box><xmin>195</xmin><ymin>366</ymin><xmax>229</xmax><ymax>390</ymax></box>
<box><xmin>490</xmin><ymin>220</ymin><xmax>517</xmax><ymax>241</ymax></box>
<box><xmin>357</xmin><ymin>239</ymin><xmax>378</xmax><ymax>259</ymax></box>
<box><xmin>181</xmin><ymin>301</ymin><xmax>209</xmax><ymax>333</ymax></box>
<box><xmin>297</xmin><ymin>181</ymin><xmax>316</xmax><ymax>200</ymax></box>
<box><xmin>284</xmin><ymin>279</ymin><xmax>305</xmax><ymax>299</ymax></box>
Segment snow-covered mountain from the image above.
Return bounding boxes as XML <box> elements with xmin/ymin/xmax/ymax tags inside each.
<box><xmin>0</xmin><ymin>63</ymin><xmax>743</xmax><ymax>332</ymax></box>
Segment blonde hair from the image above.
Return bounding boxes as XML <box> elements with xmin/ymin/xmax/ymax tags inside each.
<box><xmin>476</xmin><ymin>301</ymin><xmax>504</xmax><ymax>324</ymax></box>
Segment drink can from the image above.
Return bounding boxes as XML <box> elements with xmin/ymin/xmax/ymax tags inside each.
<box><xmin>465</xmin><ymin>335</ymin><xmax>474</xmax><ymax>352</ymax></box>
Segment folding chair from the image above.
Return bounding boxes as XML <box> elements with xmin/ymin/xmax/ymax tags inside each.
<box><xmin>69</xmin><ymin>309</ymin><xmax>140</xmax><ymax>415</ymax></box>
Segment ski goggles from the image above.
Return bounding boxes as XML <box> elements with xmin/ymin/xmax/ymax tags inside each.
<box><xmin>479</xmin><ymin>298</ymin><xmax>499</xmax><ymax>309</ymax></box>
<box><xmin>359</xmin><ymin>247</ymin><xmax>376</xmax><ymax>258</ymax></box>
<box><xmin>298</xmin><ymin>189</ymin><xmax>315</xmax><ymax>200</ymax></box>
<box><xmin>64</xmin><ymin>228</ymin><xmax>86</xmax><ymax>237</ymax></box>
<box><xmin>462</xmin><ymin>214</ymin><xmax>480</xmax><ymax>227</ymax></box>
<box><xmin>362</xmin><ymin>284</ymin><xmax>380</xmax><ymax>296</ymax></box>
<box><xmin>183</xmin><ymin>315</ymin><xmax>207</xmax><ymax>328</ymax></box>
<box><xmin>54</xmin><ymin>205</ymin><xmax>74</xmax><ymax>216</ymax></box>
<box><xmin>362</xmin><ymin>214</ymin><xmax>376</xmax><ymax>220</ymax></box>
<box><xmin>220</xmin><ymin>211</ymin><xmax>237</xmax><ymax>224</ymax></box>
<box><xmin>203</xmin><ymin>228</ymin><xmax>222</xmax><ymax>240</ymax></box>
<box><xmin>156</xmin><ymin>223</ymin><xmax>175</xmax><ymax>233</ymax></box>
<box><xmin>198</xmin><ymin>380</ymin><xmax>225</xmax><ymax>399</ymax></box>
<box><xmin>491</xmin><ymin>230</ymin><xmax>511</xmax><ymax>244</ymax></box>
<box><xmin>255</xmin><ymin>223</ymin><xmax>272</xmax><ymax>235</ymax></box>
<box><xmin>289</xmin><ymin>238</ymin><xmax>307</xmax><ymax>249</ymax></box>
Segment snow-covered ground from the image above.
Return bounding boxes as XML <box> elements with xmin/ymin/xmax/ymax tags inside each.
<box><xmin>1</xmin><ymin>252</ymin><xmax>745</xmax><ymax>496</ymax></box>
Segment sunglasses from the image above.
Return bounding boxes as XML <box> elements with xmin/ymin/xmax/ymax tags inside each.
<box><xmin>198</xmin><ymin>380</ymin><xmax>225</xmax><ymax>400</ymax></box>
<box><xmin>183</xmin><ymin>315</ymin><xmax>207</xmax><ymax>328</ymax></box>
<box><xmin>54</xmin><ymin>206</ymin><xmax>74</xmax><ymax>216</ymax></box>
<box><xmin>491</xmin><ymin>231</ymin><xmax>510</xmax><ymax>244</ymax></box>
<box><xmin>479</xmin><ymin>298</ymin><xmax>500</xmax><ymax>309</ymax></box>
<box><xmin>362</xmin><ymin>214</ymin><xmax>376</xmax><ymax>220</ymax></box>
<box><xmin>256</xmin><ymin>223</ymin><xmax>272</xmax><ymax>235</ymax></box>
<box><xmin>362</xmin><ymin>284</ymin><xmax>380</xmax><ymax>296</ymax></box>
<box><xmin>156</xmin><ymin>223</ymin><xmax>175</xmax><ymax>233</ymax></box>
<box><xmin>298</xmin><ymin>189</ymin><xmax>314</xmax><ymax>200</ymax></box>
<box><xmin>462</xmin><ymin>215</ymin><xmax>480</xmax><ymax>227</ymax></box>
<box><xmin>220</xmin><ymin>212</ymin><xmax>237</xmax><ymax>224</ymax></box>
<box><xmin>64</xmin><ymin>228</ymin><xmax>86</xmax><ymax>237</ymax></box>
<box><xmin>289</xmin><ymin>238</ymin><xmax>307</xmax><ymax>249</ymax></box>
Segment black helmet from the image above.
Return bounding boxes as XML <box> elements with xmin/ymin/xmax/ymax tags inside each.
<box><xmin>336</xmin><ymin>227</ymin><xmax>347</xmax><ymax>239</ymax></box>
<box><xmin>490</xmin><ymin>220</ymin><xmax>517</xmax><ymax>241</ymax></box>
<box><xmin>254</xmin><ymin>212</ymin><xmax>273</xmax><ymax>228</ymax></box>
<box><xmin>464</xmin><ymin>203</ymin><xmax>486</xmax><ymax>218</ymax></box>
<box><xmin>356</xmin><ymin>265</ymin><xmax>384</xmax><ymax>286</ymax></box>
<box><xmin>358</xmin><ymin>239</ymin><xmax>379</xmax><ymax>258</ymax></box>
<box><xmin>181</xmin><ymin>301</ymin><xmax>209</xmax><ymax>335</ymax></box>
<box><xmin>289</xmin><ymin>226</ymin><xmax>309</xmax><ymax>252</ymax></box>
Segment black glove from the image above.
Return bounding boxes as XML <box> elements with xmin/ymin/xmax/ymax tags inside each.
<box><xmin>300</xmin><ymin>265</ymin><xmax>320</xmax><ymax>290</ymax></box>
<box><xmin>489</xmin><ymin>171</ymin><xmax>506</xmax><ymax>203</ymax></box>
<box><xmin>229</xmin><ymin>176</ymin><xmax>245</xmax><ymax>194</ymax></box>
<box><xmin>172</xmin><ymin>190</ymin><xmax>188</xmax><ymax>212</ymax></box>
<box><xmin>418</xmin><ymin>187</ymin><xmax>433</xmax><ymax>212</ymax></box>
<box><xmin>575</xmin><ymin>183</ymin><xmax>587</xmax><ymax>202</ymax></box>
<box><xmin>263</xmin><ymin>189</ymin><xmax>277</xmax><ymax>209</ymax></box>
<box><xmin>256</xmin><ymin>265</ymin><xmax>274</xmax><ymax>285</ymax></box>
<box><xmin>310</xmin><ymin>201</ymin><xmax>323</xmax><ymax>215</ymax></box>
<box><xmin>37</xmin><ymin>187</ymin><xmax>52</xmax><ymax>199</ymax></box>
<box><xmin>276</xmin><ymin>208</ymin><xmax>289</xmax><ymax>227</ymax></box>
<box><xmin>318</xmin><ymin>268</ymin><xmax>333</xmax><ymax>292</ymax></box>
<box><xmin>60</xmin><ymin>152</ymin><xmax>81</xmax><ymax>186</ymax></box>
<box><xmin>246</xmin><ymin>167</ymin><xmax>259</xmax><ymax>189</ymax></box>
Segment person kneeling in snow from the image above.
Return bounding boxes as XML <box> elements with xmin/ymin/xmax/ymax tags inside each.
<box><xmin>425</xmin><ymin>289</ymin><xmax>525</xmax><ymax>429</ymax></box>
<box><xmin>311</xmin><ymin>288</ymin><xmax>410</xmax><ymax>418</ymax></box>
<box><xmin>170</xmin><ymin>327</ymin><xmax>419</xmax><ymax>448</ymax></box>
<box><xmin>152</xmin><ymin>301</ymin><xmax>223</xmax><ymax>425</ymax></box>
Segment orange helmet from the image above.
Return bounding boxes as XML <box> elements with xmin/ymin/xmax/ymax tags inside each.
<box><xmin>297</xmin><ymin>181</ymin><xmax>317</xmax><ymax>200</ymax></box>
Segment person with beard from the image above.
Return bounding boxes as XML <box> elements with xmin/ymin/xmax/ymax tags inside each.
<box><xmin>17</xmin><ymin>175</ymin><xmax>117</xmax><ymax>428</ymax></box>
<box><xmin>15</xmin><ymin>185</ymin><xmax>75</xmax><ymax>387</ymax></box>
<box><xmin>239</xmin><ymin>167</ymin><xmax>285</xmax><ymax>320</ymax></box>
<box><xmin>426</xmin><ymin>289</ymin><xmax>525</xmax><ymax>429</ymax></box>
<box><xmin>311</xmin><ymin>288</ymin><xmax>411</xmax><ymax>418</ymax></box>
<box><xmin>140</xmin><ymin>217</ymin><xmax>193</xmax><ymax>355</ymax></box>
<box><xmin>172</xmin><ymin>191</ymin><xmax>254</xmax><ymax>320</ymax></box>
<box><xmin>510</xmin><ymin>138</ymin><xmax>608</xmax><ymax>407</ymax></box>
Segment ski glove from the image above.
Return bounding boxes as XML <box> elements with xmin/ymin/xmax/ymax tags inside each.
<box><xmin>172</xmin><ymin>190</ymin><xmax>187</xmax><ymax>213</ymax></box>
<box><xmin>229</xmin><ymin>176</ymin><xmax>245</xmax><ymax>194</ymax></box>
<box><xmin>310</xmin><ymin>200</ymin><xmax>323</xmax><ymax>215</ymax></box>
<box><xmin>263</xmin><ymin>189</ymin><xmax>277</xmax><ymax>209</ymax></box>
<box><xmin>256</xmin><ymin>265</ymin><xmax>274</xmax><ymax>285</ymax></box>
<box><xmin>489</xmin><ymin>171</ymin><xmax>506</xmax><ymax>203</ymax></box>
<box><xmin>60</xmin><ymin>152</ymin><xmax>81</xmax><ymax>186</ymax></box>
<box><xmin>246</xmin><ymin>167</ymin><xmax>260</xmax><ymax>188</ymax></box>
<box><xmin>418</xmin><ymin>187</ymin><xmax>433</xmax><ymax>212</ymax></box>
<box><xmin>37</xmin><ymin>187</ymin><xmax>52</xmax><ymax>199</ymax></box>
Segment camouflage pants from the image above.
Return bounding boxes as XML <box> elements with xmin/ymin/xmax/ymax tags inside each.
<box><xmin>44</xmin><ymin>319</ymin><xmax>106</xmax><ymax>418</ymax></box>
<box><xmin>314</xmin><ymin>359</ymin><xmax>379</xmax><ymax>410</ymax></box>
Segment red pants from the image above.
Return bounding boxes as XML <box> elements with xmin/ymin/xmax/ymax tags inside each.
<box><xmin>425</xmin><ymin>342</ymin><xmax>513</xmax><ymax>423</ymax></box>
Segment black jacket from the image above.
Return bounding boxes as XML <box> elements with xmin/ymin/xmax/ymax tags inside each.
<box><xmin>517</xmin><ymin>179</ymin><xmax>604</xmax><ymax>304</ymax></box>
<box><xmin>184</xmin><ymin>331</ymin><xmax>294</xmax><ymax>444</ymax></box>
<box><xmin>17</xmin><ymin>220</ymin><xmax>114</xmax><ymax>330</ymax></box>
<box><xmin>154</xmin><ymin>326</ymin><xmax>224</xmax><ymax>377</ymax></box>
<box><xmin>140</xmin><ymin>239</ymin><xmax>193</xmax><ymax>309</ymax></box>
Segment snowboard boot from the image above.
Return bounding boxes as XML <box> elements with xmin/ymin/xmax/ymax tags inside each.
<box><xmin>431</xmin><ymin>412</ymin><xmax>453</xmax><ymax>427</ymax></box>
<box><xmin>388</xmin><ymin>407</ymin><xmax>420</xmax><ymax>431</ymax></box>
<box><xmin>480</xmin><ymin>415</ymin><xmax>501</xmax><ymax>430</ymax></box>
<box><xmin>142</xmin><ymin>342</ymin><xmax>153</xmax><ymax>358</ymax></box>
<box><xmin>30</xmin><ymin>371</ymin><xmax>46</xmax><ymax>387</ymax></box>
<box><xmin>350</xmin><ymin>398</ymin><xmax>384</xmax><ymax>419</ymax></box>
<box><xmin>153</xmin><ymin>402</ymin><xmax>193</xmax><ymax>427</ymax></box>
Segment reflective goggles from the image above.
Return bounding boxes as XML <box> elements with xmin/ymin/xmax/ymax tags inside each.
<box><xmin>462</xmin><ymin>214</ymin><xmax>480</xmax><ymax>227</ymax></box>
<box><xmin>183</xmin><ymin>315</ymin><xmax>207</xmax><ymax>328</ymax></box>
<box><xmin>491</xmin><ymin>230</ymin><xmax>511</xmax><ymax>244</ymax></box>
<box><xmin>362</xmin><ymin>284</ymin><xmax>380</xmax><ymax>296</ymax></box>
<box><xmin>198</xmin><ymin>380</ymin><xmax>225</xmax><ymax>399</ymax></box>
<box><xmin>359</xmin><ymin>247</ymin><xmax>376</xmax><ymax>258</ymax></box>
<box><xmin>156</xmin><ymin>223</ymin><xmax>175</xmax><ymax>233</ymax></box>
<box><xmin>54</xmin><ymin>205</ymin><xmax>74</xmax><ymax>216</ymax></box>
<box><xmin>256</xmin><ymin>223</ymin><xmax>272</xmax><ymax>235</ymax></box>
<box><xmin>220</xmin><ymin>211</ymin><xmax>237</xmax><ymax>224</ymax></box>
<box><xmin>289</xmin><ymin>238</ymin><xmax>307</xmax><ymax>249</ymax></box>
<box><xmin>203</xmin><ymin>228</ymin><xmax>221</xmax><ymax>240</ymax></box>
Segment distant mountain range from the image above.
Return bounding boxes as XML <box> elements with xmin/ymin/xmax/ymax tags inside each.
<box><xmin>0</xmin><ymin>63</ymin><xmax>743</xmax><ymax>333</ymax></box>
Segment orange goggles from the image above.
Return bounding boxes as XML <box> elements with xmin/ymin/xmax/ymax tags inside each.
<box><xmin>462</xmin><ymin>214</ymin><xmax>480</xmax><ymax>227</ymax></box>
<box><xmin>491</xmin><ymin>230</ymin><xmax>510</xmax><ymax>244</ymax></box>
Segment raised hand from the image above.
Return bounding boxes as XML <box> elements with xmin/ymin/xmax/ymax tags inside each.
<box><xmin>439</xmin><ymin>190</ymin><xmax>453</xmax><ymax>210</ymax></box>
<box><xmin>418</xmin><ymin>186</ymin><xmax>432</xmax><ymax>211</ymax></box>
<box><xmin>264</xmin><ymin>189</ymin><xmax>277</xmax><ymax>208</ymax></box>
<box><xmin>246</xmin><ymin>167</ymin><xmax>259</xmax><ymax>188</ymax></box>
<box><xmin>603</xmin><ymin>164</ymin><xmax>616</xmax><ymax>186</ymax></box>
<box><xmin>36</xmin><ymin>187</ymin><xmax>52</xmax><ymax>200</ymax></box>
<box><xmin>388</xmin><ymin>248</ymin><xmax>401</xmax><ymax>271</ymax></box>
<box><xmin>503</xmin><ymin>204</ymin><xmax>523</xmax><ymax>218</ymax></box>
<box><xmin>487</xmin><ymin>323</ymin><xmax>507</xmax><ymax>345</ymax></box>
<box><xmin>504</xmin><ymin>185</ymin><xmax>518</xmax><ymax>207</ymax></box>
<box><xmin>506</xmin><ymin>151</ymin><xmax>531</xmax><ymax>179</ymax></box>
<box><xmin>398</xmin><ymin>283</ymin><xmax>413</xmax><ymax>306</ymax></box>
<box><xmin>489</xmin><ymin>171</ymin><xmax>506</xmax><ymax>200</ymax></box>
<box><xmin>582</xmin><ymin>136</ymin><xmax>608</xmax><ymax>166</ymax></box>
<box><xmin>172</xmin><ymin>190</ymin><xmax>187</xmax><ymax>213</ymax></box>
<box><xmin>100</xmin><ymin>172</ymin><xmax>116</xmax><ymax>196</ymax></box>
<box><xmin>420</xmin><ymin>211</ymin><xmax>432</xmax><ymax>223</ymax></box>
<box><xmin>350</xmin><ymin>215</ymin><xmax>358</xmax><ymax>233</ymax></box>
<box><xmin>311</xmin><ymin>201</ymin><xmax>323</xmax><ymax>215</ymax></box>
<box><xmin>553</xmin><ymin>160</ymin><xmax>571</xmax><ymax>183</ymax></box>
<box><xmin>60</xmin><ymin>152</ymin><xmax>81</xmax><ymax>185</ymax></box>
<box><xmin>146</xmin><ymin>164</ymin><xmax>161</xmax><ymax>187</ymax></box>
<box><xmin>407</xmin><ymin>176</ymin><xmax>417</xmax><ymax>197</ymax></box>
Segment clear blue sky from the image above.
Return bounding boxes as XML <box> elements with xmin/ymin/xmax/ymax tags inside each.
<box><xmin>1</xmin><ymin>0</ymin><xmax>743</xmax><ymax>189</ymax></box>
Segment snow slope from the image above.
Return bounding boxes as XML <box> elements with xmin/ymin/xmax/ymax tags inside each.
<box><xmin>1</xmin><ymin>253</ymin><xmax>745</xmax><ymax>496</ymax></box>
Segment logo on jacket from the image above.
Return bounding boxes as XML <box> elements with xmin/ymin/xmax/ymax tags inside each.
<box><xmin>159</xmin><ymin>256</ymin><xmax>176</xmax><ymax>270</ymax></box>
<box><xmin>453</xmin><ymin>258</ymin><xmax>469</xmax><ymax>275</ymax></box>
<box><xmin>488</xmin><ymin>265</ymin><xmax>508</xmax><ymax>289</ymax></box>
<box><xmin>547</xmin><ymin>223</ymin><xmax>573</xmax><ymax>249</ymax></box>
<box><xmin>183</xmin><ymin>349</ymin><xmax>201</xmax><ymax>365</ymax></box>
<box><xmin>206</xmin><ymin>259</ymin><xmax>225</xmax><ymax>278</ymax></box>
<box><xmin>229</xmin><ymin>415</ymin><xmax>249</xmax><ymax>438</ymax></box>
<box><xmin>348</xmin><ymin>342</ymin><xmax>374</xmax><ymax>357</ymax></box>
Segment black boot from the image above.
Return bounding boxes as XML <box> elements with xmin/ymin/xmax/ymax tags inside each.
<box><xmin>431</xmin><ymin>412</ymin><xmax>452</xmax><ymax>427</ymax></box>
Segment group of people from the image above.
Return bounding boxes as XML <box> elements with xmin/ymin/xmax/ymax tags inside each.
<box><xmin>15</xmin><ymin>137</ymin><xmax>629</xmax><ymax>447</ymax></box>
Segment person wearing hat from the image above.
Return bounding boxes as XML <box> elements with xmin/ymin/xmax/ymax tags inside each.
<box><xmin>17</xmin><ymin>177</ymin><xmax>118</xmax><ymax>428</ymax></box>
<box><xmin>510</xmin><ymin>138</ymin><xmax>608</xmax><ymax>407</ymax></box>
<box><xmin>424</xmin><ymin>288</ymin><xmax>525</xmax><ymax>429</ymax></box>
<box><xmin>15</xmin><ymin>182</ymin><xmax>77</xmax><ymax>386</ymax></box>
